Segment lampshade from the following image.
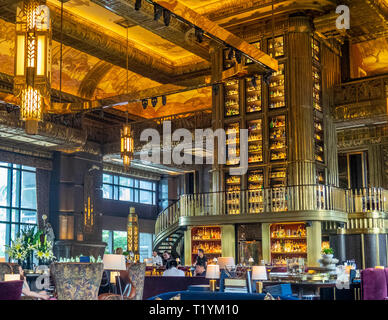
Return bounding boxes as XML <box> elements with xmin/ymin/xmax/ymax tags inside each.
<box><xmin>103</xmin><ymin>254</ymin><xmax>126</xmax><ymax>271</ymax></box>
<box><xmin>4</xmin><ymin>274</ymin><xmax>21</xmax><ymax>281</ymax></box>
<box><xmin>252</xmin><ymin>266</ymin><xmax>267</xmax><ymax>281</ymax></box>
<box><xmin>217</xmin><ymin>257</ymin><xmax>235</xmax><ymax>269</ymax></box>
<box><xmin>206</xmin><ymin>264</ymin><xmax>220</xmax><ymax>279</ymax></box>
<box><xmin>0</xmin><ymin>257</ymin><xmax>5</xmax><ymax>262</ymax></box>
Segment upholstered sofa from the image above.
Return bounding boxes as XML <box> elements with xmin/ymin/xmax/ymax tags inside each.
<box><xmin>148</xmin><ymin>291</ymin><xmax>299</xmax><ymax>300</ymax></box>
<box><xmin>361</xmin><ymin>268</ymin><xmax>388</xmax><ymax>300</ymax></box>
<box><xmin>0</xmin><ymin>280</ymin><xmax>23</xmax><ymax>300</ymax></box>
<box><xmin>50</xmin><ymin>262</ymin><xmax>104</xmax><ymax>300</ymax></box>
<box><xmin>143</xmin><ymin>276</ymin><xmax>211</xmax><ymax>299</ymax></box>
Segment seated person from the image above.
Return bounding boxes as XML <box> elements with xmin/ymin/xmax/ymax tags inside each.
<box><xmin>193</xmin><ymin>265</ymin><xmax>206</xmax><ymax>277</ymax></box>
<box><xmin>162</xmin><ymin>251</ymin><xmax>172</xmax><ymax>267</ymax></box>
<box><xmin>19</xmin><ymin>266</ymin><xmax>50</xmax><ymax>300</ymax></box>
<box><xmin>115</xmin><ymin>247</ymin><xmax>123</xmax><ymax>255</ymax></box>
<box><xmin>162</xmin><ymin>260</ymin><xmax>185</xmax><ymax>277</ymax></box>
<box><xmin>151</xmin><ymin>251</ymin><xmax>163</xmax><ymax>266</ymax></box>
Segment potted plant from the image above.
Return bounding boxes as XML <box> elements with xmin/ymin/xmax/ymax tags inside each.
<box><xmin>6</xmin><ymin>226</ymin><xmax>55</xmax><ymax>271</ymax></box>
<box><xmin>321</xmin><ymin>247</ymin><xmax>334</xmax><ymax>259</ymax></box>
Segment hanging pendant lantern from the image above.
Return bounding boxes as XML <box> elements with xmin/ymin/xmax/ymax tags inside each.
<box><xmin>120</xmin><ymin>124</ymin><xmax>134</xmax><ymax>169</ymax></box>
<box><xmin>14</xmin><ymin>0</ymin><xmax>51</xmax><ymax>135</ymax></box>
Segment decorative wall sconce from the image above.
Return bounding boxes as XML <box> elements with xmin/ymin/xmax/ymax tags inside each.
<box><xmin>83</xmin><ymin>196</ymin><xmax>94</xmax><ymax>233</ymax></box>
<box><xmin>127</xmin><ymin>207</ymin><xmax>139</xmax><ymax>262</ymax></box>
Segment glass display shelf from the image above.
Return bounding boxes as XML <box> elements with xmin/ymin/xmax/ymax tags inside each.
<box><xmin>224</xmin><ymin>79</ymin><xmax>240</xmax><ymax>117</ymax></box>
<box><xmin>247</xmin><ymin>119</ymin><xmax>263</xmax><ymax>164</ymax></box>
<box><xmin>226</xmin><ymin>123</ymin><xmax>240</xmax><ymax>166</ymax></box>
<box><xmin>270</xmin><ymin>223</ymin><xmax>307</xmax><ymax>265</ymax></box>
<box><xmin>245</xmin><ymin>75</ymin><xmax>262</xmax><ymax>113</ymax></box>
<box><xmin>313</xmin><ymin>65</ymin><xmax>322</xmax><ymax>112</ymax></box>
<box><xmin>225</xmin><ymin>174</ymin><xmax>241</xmax><ymax>215</ymax></box>
<box><xmin>268</xmin><ymin>36</ymin><xmax>284</xmax><ymax>58</ymax></box>
<box><xmin>269</xmin><ymin>116</ymin><xmax>287</xmax><ymax>162</ymax></box>
<box><xmin>269</xmin><ymin>63</ymin><xmax>285</xmax><ymax>109</ymax></box>
<box><xmin>314</xmin><ymin>118</ymin><xmax>324</xmax><ymax>163</ymax></box>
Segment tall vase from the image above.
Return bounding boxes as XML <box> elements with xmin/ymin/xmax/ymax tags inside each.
<box><xmin>23</xmin><ymin>251</ymin><xmax>34</xmax><ymax>271</ymax></box>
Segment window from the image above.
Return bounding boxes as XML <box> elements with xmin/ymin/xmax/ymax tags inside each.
<box><xmin>102</xmin><ymin>230</ymin><xmax>154</xmax><ymax>262</ymax></box>
<box><xmin>102</xmin><ymin>173</ymin><xmax>157</xmax><ymax>205</ymax></box>
<box><xmin>338</xmin><ymin>152</ymin><xmax>368</xmax><ymax>189</ymax></box>
<box><xmin>0</xmin><ymin>163</ymin><xmax>37</xmax><ymax>258</ymax></box>
<box><xmin>139</xmin><ymin>233</ymin><xmax>154</xmax><ymax>262</ymax></box>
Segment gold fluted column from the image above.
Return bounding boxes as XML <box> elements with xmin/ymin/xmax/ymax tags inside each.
<box><xmin>210</xmin><ymin>41</ymin><xmax>224</xmax><ymax>194</ymax></box>
<box><xmin>307</xmin><ymin>221</ymin><xmax>322</xmax><ymax>267</ymax></box>
<box><xmin>321</xmin><ymin>42</ymin><xmax>341</xmax><ymax>187</ymax></box>
<box><xmin>368</xmin><ymin>145</ymin><xmax>384</xmax><ymax>188</ymax></box>
<box><xmin>287</xmin><ymin>16</ymin><xmax>315</xmax><ymax>211</ymax></box>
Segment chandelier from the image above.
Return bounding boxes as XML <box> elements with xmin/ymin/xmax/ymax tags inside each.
<box><xmin>120</xmin><ymin>124</ymin><xmax>134</xmax><ymax>169</ymax></box>
<box><xmin>14</xmin><ymin>0</ymin><xmax>51</xmax><ymax>135</ymax></box>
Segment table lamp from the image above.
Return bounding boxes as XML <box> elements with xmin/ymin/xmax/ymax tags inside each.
<box><xmin>252</xmin><ymin>265</ymin><xmax>267</xmax><ymax>294</ymax></box>
<box><xmin>206</xmin><ymin>264</ymin><xmax>220</xmax><ymax>292</ymax></box>
<box><xmin>218</xmin><ymin>257</ymin><xmax>235</xmax><ymax>270</ymax></box>
<box><xmin>0</xmin><ymin>257</ymin><xmax>5</xmax><ymax>262</ymax></box>
<box><xmin>103</xmin><ymin>254</ymin><xmax>127</xmax><ymax>299</ymax></box>
<box><xmin>4</xmin><ymin>274</ymin><xmax>21</xmax><ymax>281</ymax></box>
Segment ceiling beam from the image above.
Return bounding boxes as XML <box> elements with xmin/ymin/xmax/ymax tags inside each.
<box><xmin>91</xmin><ymin>0</ymin><xmax>211</xmax><ymax>61</ymax></box>
<box><xmin>154</xmin><ymin>0</ymin><xmax>277</xmax><ymax>72</ymax></box>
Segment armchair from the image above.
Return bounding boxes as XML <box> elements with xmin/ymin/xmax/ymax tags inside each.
<box><xmin>127</xmin><ymin>263</ymin><xmax>146</xmax><ymax>300</ymax></box>
<box><xmin>361</xmin><ymin>268</ymin><xmax>388</xmax><ymax>300</ymax></box>
<box><xmin>0</xmin><ymin>263</ymin><xmax>13</xmax><ymax>281</ymax></box>
<box><xmin>50</xmin><ymin>262</ymin><xmax>104</xmax><ymax>300</ymax></box>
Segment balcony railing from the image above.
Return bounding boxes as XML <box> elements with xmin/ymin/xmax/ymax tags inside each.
<box><xmin>334</xmin><ymin>74</ymin><xmax>388</xmax><ymax>122</ymax></box>
<box><xmin>155</xmin><ymin>185</ymin><xmax>388</xmax><ymax>236</ymax></box>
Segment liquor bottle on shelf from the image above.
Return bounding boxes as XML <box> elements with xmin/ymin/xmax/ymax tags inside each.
<box><xmin>268</xmin><ymin>36</ymin><xmax>284</xmax><ymax>58</ymax></box>
<box><xmin>224</xmin><ymin>79</ymin><xmax>240</xmax><ymax>116</ymax></box>
<box><xmin>246</xmin><ymin>74</ymin><xmax>262</xmax><ymax>113</ymax></box>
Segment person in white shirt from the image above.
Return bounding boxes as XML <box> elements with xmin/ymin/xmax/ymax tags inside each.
<box><xmin>162</xmin><ymin>260</ymin><xmax>185</xmax><ymax>277</ymax></box>
<box><xmin>151</xmin><ymin>251</ymin><xmax>163</xmax><ymax>266</ymax></box>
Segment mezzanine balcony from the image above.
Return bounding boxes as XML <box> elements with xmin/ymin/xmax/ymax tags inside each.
<box><xmin>154</xmin><ymin>185</ymin><xmax>388</xmax><ymax>242</ymax></box>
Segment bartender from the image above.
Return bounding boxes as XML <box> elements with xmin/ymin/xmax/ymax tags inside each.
<box><xmin>194</xmin><ymin>249</ymin><xmax>207</xmax><ymax>269</ymax></box>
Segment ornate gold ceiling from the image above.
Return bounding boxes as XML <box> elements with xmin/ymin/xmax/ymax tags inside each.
<box><xmin>0</xmin><ymin>0</ymin><xmax>387</xmax><ymax>122</ymax></box>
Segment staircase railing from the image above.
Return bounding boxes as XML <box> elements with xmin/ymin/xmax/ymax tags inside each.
<box><xmin>154</xmin><ymin>185</ymin><xmax>388</xmax><ymax>239</ymax></box>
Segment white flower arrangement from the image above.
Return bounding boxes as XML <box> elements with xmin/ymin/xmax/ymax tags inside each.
<box><xmin>6</xmin><ymin>227</ymin><xmax>55</xmax><ymax>264</ymax></box>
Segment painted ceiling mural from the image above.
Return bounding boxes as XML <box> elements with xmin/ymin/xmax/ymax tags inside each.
<box><xmin>0</xmin><ymin>19</ymin><xmax>16</xmax><ymax>76</ymax></box>
<box><xmin>351</xmin><ymin>38</ymin><xmax>388</xmax><ymax>78</ymax></box>
<box><xmin>95</xmin><ymin>67</ymin><xmax>161</xmax><ymax>100</ymax></box>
